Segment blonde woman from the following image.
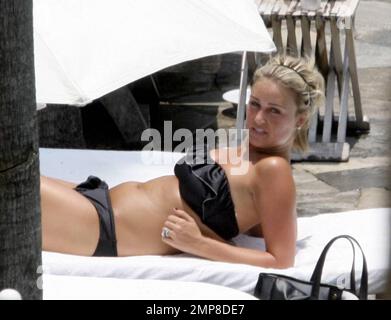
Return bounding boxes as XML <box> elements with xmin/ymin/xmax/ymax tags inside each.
<box><xmin>41</xmin><ymin>55</ymin><xmax>325</xmax><ymax>268</ymax></box>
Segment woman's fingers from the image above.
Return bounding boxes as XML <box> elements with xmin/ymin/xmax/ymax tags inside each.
<box><xmin>164</xmin><ymin>221</ymin><xmax>179</xmax><ymax>232</ymax></box>
<box><xmin>166</xmin><ymin>208</ymin><xmax>194</xmax><ymax>225</ymax></box>
<box><xmin>162</xmin><ymin>208</ymin><xmax>200</xmax><ymax>247</ymax></box>
<box><xmin>161</xmin><ymin>236</ymin><xmax>175</xmax><ymax>247</ymax></box>
<box><xmin>161</xmin><ymin>209</ymin><xmax>203</xmax><ymax>254</ymax></box>
<box><xmin>172</xmin><ymin>208</ymin><xmax>193</xmax><ymax>222</ymax></box>
<box><xmin>167</xmin><ymin>214</ymin><xmax>183</xmax><ymax>224</ymax></box>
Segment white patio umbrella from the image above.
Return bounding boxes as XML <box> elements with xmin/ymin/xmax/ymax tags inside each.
<box><xmin>33</xmin><ymin>0</ymin><xmax>275</xmax><ymax>107</ymax></box>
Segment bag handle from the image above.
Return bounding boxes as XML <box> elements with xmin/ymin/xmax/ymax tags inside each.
<box><xmin>310</xmin><ymin>235</ymin><xmax>368</xmax><ymax>300</ymax></box>
<box><xmin>311</xmin><ymin>236</ymin><xmax>357</xmax><ymax>293</ymax></box>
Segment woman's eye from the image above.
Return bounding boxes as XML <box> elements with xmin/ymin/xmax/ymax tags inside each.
<box><xmin>271</xmin><ymin>108</ymin><xmax>280</xmax><ymax>114</ymax></box>
<box><xmin>249</xmin><ymin>101</ymin><xmax>259</xmax><ymax>108</ymax></box>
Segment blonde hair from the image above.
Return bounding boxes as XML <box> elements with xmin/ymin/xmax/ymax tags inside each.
<box><xmin>251</xmin><ymin>55</ymin><xmax>325</xmax><ymax>152</ymax></box>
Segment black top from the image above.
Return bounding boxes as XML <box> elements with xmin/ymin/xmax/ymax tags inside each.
<box><xmin>174</xmin><ymin>143</ymin><xmax>239</xmax><ymax>240</ymax></box>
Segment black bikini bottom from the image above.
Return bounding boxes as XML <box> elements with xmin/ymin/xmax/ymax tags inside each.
<box><xmin>74</xmin><ymin>176</ymin><xmax>118</xmax><ymax>257</ymax></box>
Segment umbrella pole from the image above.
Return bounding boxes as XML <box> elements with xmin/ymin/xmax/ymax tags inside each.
<box><xmin>150</xmin><ymin>75</ymin><xmax>161</xmax><ymax>100</ymax></box>
<box><xmin>235</xmin><ymin>51</ymin><xmax>248</xmax><ymax>146</ymax></box>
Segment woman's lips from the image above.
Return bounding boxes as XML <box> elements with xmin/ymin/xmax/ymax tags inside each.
<box><xmin>251</xmin><ymin>127</ymin><xmax>267</xmax><ymax>136</ymax></box>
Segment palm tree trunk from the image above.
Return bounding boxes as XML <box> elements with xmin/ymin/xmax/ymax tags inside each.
<box><xmin>0</xmin><ymin>0</ymin><xmax>42</xmax><ymax>300</ymax></box>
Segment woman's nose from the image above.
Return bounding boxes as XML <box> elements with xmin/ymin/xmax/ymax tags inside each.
<box><xmin>254</xmin><ymin>109</ymin><xmax>266</xmax><ymax>125</ymax></box>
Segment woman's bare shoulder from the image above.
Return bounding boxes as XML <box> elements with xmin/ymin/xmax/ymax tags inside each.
<box><xmin>247</xmin><ymin>156</ymin><xmax>295</xmax><ymax>197</ymax></box>
<box><xmin>253</xmin><ymin>156</ymin><xmax>292</xmax><ymax>178</ymax></box>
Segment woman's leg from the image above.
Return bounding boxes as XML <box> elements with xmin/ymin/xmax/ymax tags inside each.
<box><xmin>40</xmin><ymin>176</ymin><xmax>99</xmax><ymax>256</ymax></box>
<box><xmin>41</xmin><ymin>175</ymin><xmax>78</xmax><ymax>189</ymax></box>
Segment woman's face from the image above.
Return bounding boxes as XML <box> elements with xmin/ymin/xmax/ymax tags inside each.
<box><xmin>246</xmin><ymin>78</ymin><xmax>303</xmax><ymax>151</ymax></box>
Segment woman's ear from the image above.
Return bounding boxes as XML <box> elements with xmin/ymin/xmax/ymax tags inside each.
<box><xmin>295</xmin><ymin>113</ymin><xmax>308</xmax><ymax>129</ymax></box>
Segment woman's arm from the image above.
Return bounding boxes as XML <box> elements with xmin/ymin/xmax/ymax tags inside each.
<box><xmin>190</xmin><ymin>236</ymin><xmax>287</xmax><ymax>268</ymax></box>
<box><xmin>163</xmin><ymin>210</ymin><xmax>291</xmax><ymax>268</ymax></box>
<box><xmin>248</xmin><ymin>156</ymin><xmax>297</xmax><ymax>268</ymax></box>
<box><xmin>164</xmin><ymin>210</ymin><xmax>294</xmax><ymax>268</ymax></box>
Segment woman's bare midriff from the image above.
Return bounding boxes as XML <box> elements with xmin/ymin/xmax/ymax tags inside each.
<box><xmin>109</xmin><ymin>175</ymin><xmax>227</xmax><ymax>256</ymax></box>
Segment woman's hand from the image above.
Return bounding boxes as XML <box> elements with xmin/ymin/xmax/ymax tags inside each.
<box><xmin>161</xmin><ymin>208</ymin><xmax>204</xmax><ymax>254</ymax></box>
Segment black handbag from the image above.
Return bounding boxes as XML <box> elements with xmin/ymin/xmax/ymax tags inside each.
<box><xmin>254</xmin><ymin>235</ymin><xmax>368</xmax><ymax>300</ymax></box>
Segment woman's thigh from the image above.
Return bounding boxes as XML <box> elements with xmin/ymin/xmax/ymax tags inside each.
<box><xmin>41</xmin><ymin>175</ymin><xmax>78</xmax><ymax>189</ymax></box>
<box><xmin>40</xmin><ymin>176</ymin><xmax>99</xmax><ymax>255</ymax></box>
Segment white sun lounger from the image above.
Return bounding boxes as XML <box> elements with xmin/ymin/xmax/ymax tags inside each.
<box><xmin>42</xmin><ymin>276</ymin><xmax>258</xmax><ymax>300</ymax></box>
<box><xmin>40</xmin><ymin>148</ymin><xmax>391</xmax><ymax>299</ymax></box>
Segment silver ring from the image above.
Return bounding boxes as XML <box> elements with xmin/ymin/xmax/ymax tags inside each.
<box><xmin>161</xmin><ymin>227</ymin><xmax>171</xmax><ymax>239</ymax></box>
